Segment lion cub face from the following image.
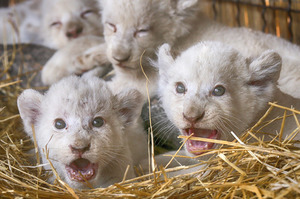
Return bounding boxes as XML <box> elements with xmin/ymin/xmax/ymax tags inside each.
<box><xmin>156</xmin><ymin>42</ymin><xmax>281</xmax><ymax>156</ymax></box>
<box><xmin>100</xmin><ymin>0</ymin><xmax>165</xmax><ymax>70</ymax></box>
<box><xmin>18</xmin><ymin>76</ymin><xmax>143</xmax><ymax>188</ymax></box>
<box><xmin>99</xmin><ymin>0</ymin><xmax>198</xmax><ymax>71</ymax></box>
<box><xmin>42</xmin><ymin>0</ymin><xmax>103</xmax><ymax>49</ymax></box>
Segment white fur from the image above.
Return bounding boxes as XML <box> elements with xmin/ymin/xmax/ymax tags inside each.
<box><xmin>97</xmin><ymin>0</ymin><xmax>300</xmax><ymax>98</ymax></box>
<box><xmin>41</xmin><ymin>0</ymin><xmax>103</xmax><ymax>49</ymax></box>
<box><xmin>17</xmin><ymin>76</ymin><xmax>147</xmax><ymax>189</ymax></box>
<box><xmin>41</xmin><ymin>36</ymin><xmax>109</xmax><ymax>85</ymax></box>
<box><xmin>156</xmin><ymin>42</ymin><xmax>300</xmax><ymax>157</ymax></box>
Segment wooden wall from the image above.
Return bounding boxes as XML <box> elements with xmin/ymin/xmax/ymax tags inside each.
<box><xmin>0</xmin><ymin>0</ymin><xmax>24</xmax><ymax>7</ymax></box>
<box><xmin>202</xmin><ymin>0</ymin><xmax>300</xmax><ymax>45</ymax></box>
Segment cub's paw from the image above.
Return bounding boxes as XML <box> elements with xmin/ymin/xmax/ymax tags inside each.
<box><xmin>73</xmin><ymin>52</ymin><xmax>97</xmax><ymax>75</ymax></box>
<box><xmin>73</xmin><ymin>44</ymin><xmax>109</xmax><ymax>75</ymax></box>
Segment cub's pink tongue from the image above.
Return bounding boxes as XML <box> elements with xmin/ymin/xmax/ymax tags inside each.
<box><xmin>183</xmin><ymin>128</ymin><xmax>219</xmax><ymax>155</ymax></box>
<box><xmin>66</xmin><ymin>158</ymin><xmax>98</xmax><ymax>182</ymax></box>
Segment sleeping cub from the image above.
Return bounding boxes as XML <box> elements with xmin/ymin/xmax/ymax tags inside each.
<box><xmin>17</xmin><ymin>76</ymin><xmax>147</xmax><ymax>189</ymax></box>
<box><xmin>156</xmin><ymin>42</ymin><xmax>300</xmax><ymax>157</ymax></box>
<box><xmin>0</xmin><ymin>0</ymin><xmax>103</xmax><ymax>49</ymax></box>
<box><xmin>40</xmin><ymin>0</ymin><xmax>107</xmax><ymax>84</ymax></box>
<box><xmin>41</xmin><ymin>0</ymin><xmax>103</xmax><ymax>49</ymax></box>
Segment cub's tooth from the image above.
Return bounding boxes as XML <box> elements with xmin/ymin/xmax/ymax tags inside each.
<box><xmin>87</xmin><ymin>170</ymin><xmax>92</xmax><ymax>175</ymax></box>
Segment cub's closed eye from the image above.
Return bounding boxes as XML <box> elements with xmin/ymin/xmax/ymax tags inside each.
<box><xmin>134</xmin><ymin>28</ymin><xmax>150</xmax><ymax>37</ymax></box>
<box><xmin>176</xmin><ymin>82</ymin><xmax>186</xmax><ymax>94</ymax></box>
<box><xmin>50</xmin><ymin>21</ymin><xmax>62</xmax><ymax>28</ymax></box>
<box><xmin>81</xmin><ymin>9</ymin><xmax>94</xmax><ymax>19</ymax></box>
<box><xmin>212</xmin><ymin>85</ymin><xmax>226</xmax><ymax>96</ymax></box>
<box><xmin>92</xmin><ymin>117</ymin><xmax>104</xmax><ymax>128</ymax></box>
<box><xmin>106</xmin><ymin>22</ymin><xmax>117</xmax><ymax>33</ymax></box>
<box><xmin>54</xmin><ymin>118</ymin><xmax>67</xmax><ymax>130</ymax></box>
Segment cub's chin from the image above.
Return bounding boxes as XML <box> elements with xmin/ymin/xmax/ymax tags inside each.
<box><xmin>181</xmin><ymin>128</ymin><xmax>220</xmax><ymax>156</ymax></box>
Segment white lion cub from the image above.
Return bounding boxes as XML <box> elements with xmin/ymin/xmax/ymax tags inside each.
<box><xmin>40</xmin><ymin>0</ymin><xmax>107</xmax><ymax>85</ymax></box>
<box><xmin>0</xmin><ymin>0</ymin><xmax>103</xmax><ymax>49</ymax></box>
<box><xmin>97</xmin><ymin>0</ymin><xmax>200</xmax><ymax>98</ymax></box>
<box><xmin>41</xmin><ymin>0</ymin><xmax>103</xmax><ymax>49</ymax></box>
<box><xmin>95</xmin><ymin>0</ymin><xmax>174</xmax><ymax>98</ymax></box>
<box><xmin>17</xmin><ymin>76</ymin><xmax>147</xmax><ymax>189</ymax></box>
<box><xmin>156</xmin><ymin>42</ymin><xmax>300</xmax><ymax>157</ymax></box>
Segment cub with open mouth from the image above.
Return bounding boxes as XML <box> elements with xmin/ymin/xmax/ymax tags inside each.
<box><xmin>155</xmin><ymin>41</ymin><xmax>300</xmax><ymax>157</ymax></box>
<box><xmin>17</xmin><ymin>75</ymin><xmax>147</xmax><ymax>189</ymax></box>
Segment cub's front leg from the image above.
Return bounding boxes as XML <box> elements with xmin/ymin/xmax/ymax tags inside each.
<box><xmin>42</xmin><ymin>36</ymin><xmax>109</xmax><ymax>85</ymax></box>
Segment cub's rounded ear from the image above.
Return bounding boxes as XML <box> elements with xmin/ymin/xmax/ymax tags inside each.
<box><xmin>156</xmin><ymin>43</ymin><xmax>174</xmax><ymax>73</ymax></box>
<box><xmin>171</xmin><ymin>0</ymin><xmax>199</xmax><ymax>13</ymax></box>
<box><xmin>17</xmin><ymin>89</ymin><xmax>44</xmax><ymax>134</ymax></box>
<box><xmin>247</xmin><ymin>50</ymin><xmax>282</xmax><ymax>86</ymax></box>
<box><xmin>115</xmin><ymin>89</ymin><xmax>144</xmax><ymax>126</ymax></box>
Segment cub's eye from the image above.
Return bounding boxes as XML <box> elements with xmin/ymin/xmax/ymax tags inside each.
<box><xmin>54</xmin><ymin>118</ymin><xmax>66</xmax><ymax>130</ymax></box>
<box><xmin>176</xmin><ymin>82</ymin><xmax>186</xmax><ymax>94</ymax></box>
<box><xmin>212</xmin><ymin>85</ymin><xmax>226</xmax><ymax>96</ymax></box>
<box><xmin>81</xmin><ymin>9</ymin><xmax>94</xmax><ymax>19</ymax></box>
<box><xmin>50</xmin><ymin>21</ymin><xmax>62</xmax><ymax>28</ymax></box>
<box><xmin>106</xmin><ymin>22</ymin><xmax>117</xmax><ymax>33</ymax></box>
<box><xmin>134</xmin><ymin>28</ymin><xmax>150</xmax><ymax>37</ymax></box>
<box><xmin>92</xmin><ymin>117</ymin><xmax>104</xmax><ymax>128</ymax></box>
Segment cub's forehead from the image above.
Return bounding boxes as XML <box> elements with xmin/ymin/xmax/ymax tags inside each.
<box><xmin>173</xmin><ymin>42</ymin><xmax>246</xmax><ymax>80</ymax></box>
<box><xmin>102</xmin><ymin>0</ymin><xmax>152</xmax><ymax>13</ymax></box>
<box><xmin>43</xmin><ymin>77</ymin><xmax>113</xmax><ymax>111</ymax></box>
<box><xmin>43</xmin><ymin>0</ymin><xmax>97</xmax><ymax>14</ymax></box>
<box><xmin>101</xmin><ymin>0</ymin><xmax>156</xmax><ymax>23</ymax></box>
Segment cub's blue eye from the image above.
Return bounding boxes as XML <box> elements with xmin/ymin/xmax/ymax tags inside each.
<box><xmin>54</xmin><ymin>118</ymin><xmax>66</xmax><ymax>129</ymax></box>
<box><xmin>176</xmin><ymin>82</ymin><xmax>186</xmax><ymax>94</ymax></box>
<box><xmin>212</xmin><ymin>85</ymin><xmax>226</xmax><ymax>96</ymax></box>
<box><xmin>92</xmin><ymin>117</ymin><xmax>104</xmax><ymax>128</ymax></box>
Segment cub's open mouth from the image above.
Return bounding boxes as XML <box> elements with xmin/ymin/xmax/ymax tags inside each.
<box><xmin>182</xmin><ymin>128</ymin><xmax>219</xmax><ymax>155</ymax></box>
<box><xmin>66</xmin><ymin>158</ymin><xmax>98</xmax><ymax>182</ymax></box>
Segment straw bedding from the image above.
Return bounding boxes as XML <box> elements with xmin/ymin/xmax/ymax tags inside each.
<box><xmin>1</xmin><ymin>45</ymin><xmax>300</xmax><ymax>198</ymax></box>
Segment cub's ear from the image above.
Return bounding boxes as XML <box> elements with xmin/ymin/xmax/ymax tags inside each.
<box><xmin>156</xmin><ymin>43</ymin><xmax>175</xmax><ymax>73</ymax></box>
<box><xmin>247</xmin><ymin>50</ymin><xmax>282</xmax><ymax>86</ymax></box>
<box><xmin>171</xmin><ymin>0</ymin><xmax>199</xmax><ymax>13</ymax></box>
<box><xmin>115</xmin><ymin>89</ymin><xmax>144</xmax><ymax>126</ymax></box>
<box><xmin>17</xmin><ymin>89</ymin><xmax>44</xmax><ymax>135</ymax></box>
